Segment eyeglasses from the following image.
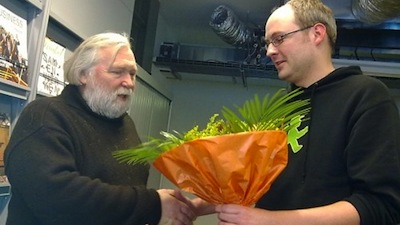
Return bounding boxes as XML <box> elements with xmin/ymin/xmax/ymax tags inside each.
<box><xmin>265</xmin><ymin>25</ymin><xmax>314</xmax><ymax>48</ymax></box>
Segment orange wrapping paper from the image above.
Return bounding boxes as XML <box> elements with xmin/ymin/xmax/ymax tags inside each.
<box><xmin>153</xmin><ymin>130</ymin><xmax>288</xmax><ymax>206</ymax></box>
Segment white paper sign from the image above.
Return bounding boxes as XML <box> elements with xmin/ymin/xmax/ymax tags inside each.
<box><xmin>38</xmin><ymin>37</ymin><xmax>66</xmax><ymax>96</ymax></box>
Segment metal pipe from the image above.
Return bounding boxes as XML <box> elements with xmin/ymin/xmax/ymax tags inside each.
<box><xmin>209</xmin><ymin>5</ymin><xmax>255</xmax><ymax>48</ymax></box>
<box><xmin>352</xmin><ymin>0</ymin><xmax>400</xmax><ymax>24</ymax></box>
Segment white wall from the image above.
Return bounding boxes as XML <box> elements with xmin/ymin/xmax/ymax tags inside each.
<box><xmin>50</xmin><ymin>0</ymin><xmax>135</xmax><ymax>39</ymax></box>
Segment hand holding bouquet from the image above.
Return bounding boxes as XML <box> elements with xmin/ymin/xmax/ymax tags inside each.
<box><xmin>114</xmin><ymin>88</ymin><xmax>310</xmax><ymax>206</ymax></box>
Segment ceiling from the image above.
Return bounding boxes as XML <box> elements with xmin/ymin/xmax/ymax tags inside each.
<box><xmin>157</xmin><ymin>0</ymin><xmax>399</xmax><ymax>48</ymax></box>
<box><xmin>157</xmin><ymin>0</ymin><xmax>355</xmax><ymax>29</ymax></box>
<box><xmin>153</xmin><ymin>0</ymin><xmax>400</xmax><ymax>87</ymax></box>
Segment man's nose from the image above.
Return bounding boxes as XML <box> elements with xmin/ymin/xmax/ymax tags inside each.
<box><xmin>266</xmin><ymin>44</ymin><xmax>278</xmax><ymax>57</ymax></box>
<box><xmin>121</xmin><ymin>74</ymin><xmax>135</xmax><ymax>89</ymax></box>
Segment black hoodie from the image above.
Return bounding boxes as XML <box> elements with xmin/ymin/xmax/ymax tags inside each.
<box><xmin>256</xmin><ymin>66</ymin><xmax>400</xmax><ymax>225</ymax></box>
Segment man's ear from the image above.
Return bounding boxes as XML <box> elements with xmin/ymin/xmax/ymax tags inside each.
<box><xmin>312</xmin><ymin>23</ymin><xmax>327</xmax><ymax>45</ymax></box>
<box><xmin>79</xmin><ymin>71</ymin><xmax>90</xmax><ymax>85</ymax></box>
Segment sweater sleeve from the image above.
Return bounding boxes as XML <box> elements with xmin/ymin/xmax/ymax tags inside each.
<box><xmin>344</xmin><ymin>82</ymin><xmax>400</xmax><ymax>225</ymax></box>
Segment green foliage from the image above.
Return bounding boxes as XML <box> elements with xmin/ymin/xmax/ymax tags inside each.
<box><xmin>113</xmin><ymin>131</ymin><xmax>184</xmax><ymax>165</ymax></box>
<box><xmin>222</xmin><ymin>88</ymin><xmax>310</xmax><ymax>133</ymax></box>
<box><xmin>113</xmin><ymin>88</ymin><xmax>310</xmax><ymax>165</ymax></box>
<box><xmin>183</xmin><ymin>114</ymin><xmax>230</xmax><ymax>141</ymax></box>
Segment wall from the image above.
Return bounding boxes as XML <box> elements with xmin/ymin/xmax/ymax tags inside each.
<box><xmin>50</xmin><ymin>0</ymin><xmax>135</xmax><ymax>39</ymax></box>
<box><xmin>128</xmin><ymin>66</ymin><xmax>172</xmax><ymax>190</ymax></box>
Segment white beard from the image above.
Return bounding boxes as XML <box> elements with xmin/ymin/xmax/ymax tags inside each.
<box><xmin>82</xmin><ymin>76</ymin><xmax>132</xmax><ymax>118</ymax></box>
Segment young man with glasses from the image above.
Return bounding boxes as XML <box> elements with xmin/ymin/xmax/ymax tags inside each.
<box><xmin>215</xmin><ymin>0</ymin><xmax>400</xmax><ymax>224</ymax></box>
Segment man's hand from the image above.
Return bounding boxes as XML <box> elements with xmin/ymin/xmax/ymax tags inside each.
<box><xmin>173</xmin><ymin>191</ymin><xmax>216</xmax><ymax>217</ymax></box>
<box><xmin>157</xmin><ymin>189</ymin><xmax>196</xmax><ymax>225</ymax></box>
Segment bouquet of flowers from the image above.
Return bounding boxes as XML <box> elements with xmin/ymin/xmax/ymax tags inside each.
<box><xmin>113</xmin><ymin>88</ymin><xmax>310</xmax><ymax>206</ymax></box>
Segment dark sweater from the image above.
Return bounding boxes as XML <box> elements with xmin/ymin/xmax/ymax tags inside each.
<box><xmin>4</xmin><ymin>85</ymin><xmax>161</xmax><ymax>225</ymax></box>
<box><xmin>256</xmin><ymin>66</ymin><xmax>400</xmax><ymax>225</ymax></box>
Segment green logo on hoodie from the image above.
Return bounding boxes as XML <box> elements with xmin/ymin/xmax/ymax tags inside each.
<box><xmin>288</xmin><ymin>115</ymin><xmax>308</xmax><ymax>153</ymax></box>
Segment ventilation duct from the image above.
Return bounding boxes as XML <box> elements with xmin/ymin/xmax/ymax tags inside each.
<box><xmin>352</xmin><ymin>0</ymin><xmax>400</xmax><ymax>24</ymax></box>
<box><xmin>209</xmin><ymin>5</ymin><xmax>255</xmax><ymax>48</ymax></box>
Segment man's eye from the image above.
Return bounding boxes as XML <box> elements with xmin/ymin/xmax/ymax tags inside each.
<box><xmin>110</xmin><ymin>70</ymin><xmax>124</xmax><ymax>75</ymax></box>
<box><xmin>107</xmin><ymin>69</ymin><xmax>136</xmax><ymax>78</ymax></box>
<box><xmin>275</xmin><ymin>36</ymin><xmax>285</xmax><ymax>44</ymax></box>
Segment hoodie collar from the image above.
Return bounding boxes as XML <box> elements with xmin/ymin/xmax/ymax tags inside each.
<box><xmin>306</xmin><ymin>66</ymin><xmax>363</xmax><ymax>90</ymax></box>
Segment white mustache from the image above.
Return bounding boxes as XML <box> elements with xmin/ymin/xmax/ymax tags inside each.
<box><xmin>116</xmin><ymin>88</ymin><xmax>132</xmax><ymax>96</ymax></box>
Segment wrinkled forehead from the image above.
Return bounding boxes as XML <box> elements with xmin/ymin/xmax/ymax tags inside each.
<box><xmin>97</xmin><ymin>45</ymin><xmax>118</xmax><ymax>61</ymax></box>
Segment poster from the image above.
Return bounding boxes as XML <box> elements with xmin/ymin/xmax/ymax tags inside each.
<box><xmin>0</xmin><ymin>4</ymin><xmax>28</xmax><ymax>86</ymax></box>
<box><xmin>37</xmin><ymin>37</ymin><xmax>66</xmax><ymax>96</ymax></box>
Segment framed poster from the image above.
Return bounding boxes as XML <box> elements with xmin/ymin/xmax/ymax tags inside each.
<box><xmin>0</xmin><ymin>4</ymin><xmax>28</xmax><ymax>86</ymax></box>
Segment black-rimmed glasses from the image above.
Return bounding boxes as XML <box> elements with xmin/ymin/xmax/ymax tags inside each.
<box><xmin>265</xmin><ymin>25</ymin><xmax>314</xmax><ymax>49</ymax></box>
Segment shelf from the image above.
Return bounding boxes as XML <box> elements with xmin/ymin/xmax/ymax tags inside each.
<box><xmin>0</xmin><ymin>79</ymin><xmax>30</xmax><ymax>100</ymax></box>
<box><xmin>0</xmin><ymin>183</ymin><xmax>10</xmax><ymax>196</ymax></box>
<box><xmin>154</xmin><ymin>57</ymin><xmax>279</xmax><ymax>79</ymax></box>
